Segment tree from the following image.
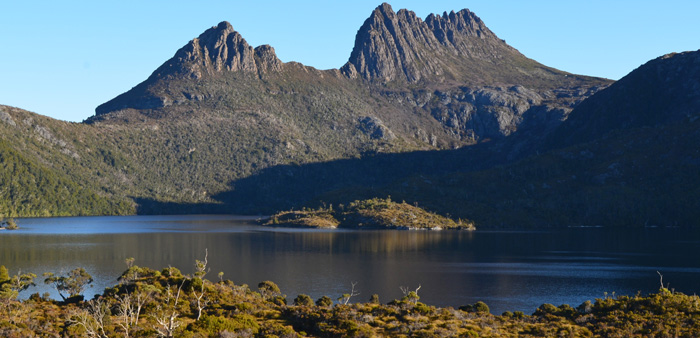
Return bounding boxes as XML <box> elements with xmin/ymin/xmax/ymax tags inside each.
<box><xmin>69</xmin><ymin>298</ymin><xmax>109</xmax><ymax>338</ymax></box>
<box><xmin>192</xmin><ymin>249</ymin><xmax>210</xmax><ymax>320</ymax></box>
<box><xmin>116</xmin><ymin>283</ymin><xmax>157</xmax><ymax>337</ymax></box>
<box><xmin>0</xmin><ymin>266</ymin><xmax>8</xmax><ymax>284</ymax></box>
<box><xmin>153</xmin><ymin>280</ymin><xmax>185</xmax><ymax>338</ymax></box>
<box><xmin>0</xmin><ymin>266</ymin><xmax>36</xmax><ymax>300</ymax></box>
<box><xmin>4</xmin><ymin>218</ymin><xmax>18</xmax><ymax>230</ymax></box>
<box><xmin>0</xmin><ymin>217</ymin><xmax>18</xmax><ymax>230</ymax></box>
<box><xmin>400</xmin><ymin>285</ymin><xmax>421</xmax><ymax>305</ymax></box>
<box><xmin>0</xmin><ymin>266</ymin><xmax>36</xmax><ymax>323</ymax></box>
<box><xmin>337</xmin><ymin>282</ymin><xmax>360</xmax><ymax>305</ymax></box>
<box><xmin>316</xmin><ymin>296</ymin><xmax>333</xmax><ymax>308</ymax></box>
<box><xmin>194</xmin><ymin>249</ymin><xmax>209</xmax><ymax>279</ymax></box>
<box><xmin>44</xmin><ymin>267</ymin><xmax>94</xmax><ymax>301</ymax></box>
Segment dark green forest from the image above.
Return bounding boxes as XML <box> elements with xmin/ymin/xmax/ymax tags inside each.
<box><xmin>0</xmin><ymin>139</ymin><xmax>132</xmax><ymax>217</ymax></box>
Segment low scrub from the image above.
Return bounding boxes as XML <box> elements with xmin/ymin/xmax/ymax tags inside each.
<box><xmin>265</xmin><ymin>197</ymin><xmax>475</xmax><ymax>230</ymax></box>
<box><xmin>1</xmin><ymin>261</ymin><xmax>699</xmax><ymax>337</ymax></box>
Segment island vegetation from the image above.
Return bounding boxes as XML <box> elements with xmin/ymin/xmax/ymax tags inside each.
<box><xmin>0</xmin><ymin>259</ymin><xmax>699</xmax><ymax>337</ymax></box>
<box><xmin>0</xmin><ymin>217</ymin><xmax>18</xmax><ymax>230</ymax></box>
<box><xmin>264</xmin><ymin>197</ymin><xmax>475</xmax><ymax>230</ymax></box>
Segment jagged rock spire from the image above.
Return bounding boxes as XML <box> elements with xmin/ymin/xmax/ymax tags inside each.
<box><xmin>151</xmin><ymin>21</ymin><xmax>281</xmax><ymax>80</ymax></box>
<box><xmin>342</xmin><ymin>3</ymin><xmax>526</xmax><ymax>84</ymax></box>
<box><xmin>95</xmin><ymin>21</ymin><xmax>283</xmax><ymax>115</ymax></box>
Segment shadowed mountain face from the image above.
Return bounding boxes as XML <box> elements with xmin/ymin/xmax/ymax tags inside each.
<box><xmin>194</xmin><ymin>51</ymin><xmax>700</xmax><ymax>227</ymax></box>
<box><xmin>546</xmin><ymin>50</ymin><xmax>700</xmax><ymax>149</ymax></box>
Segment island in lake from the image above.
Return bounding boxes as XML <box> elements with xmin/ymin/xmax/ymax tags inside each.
<box><xmin>264</xmin><ymin>197</ymin><xmax>475</xmax><ymax>230</ymax></box>
<box><xmin>0</xmin><ymin>217</ymin><xmax>18</xmax><ymax>230</ymax></box>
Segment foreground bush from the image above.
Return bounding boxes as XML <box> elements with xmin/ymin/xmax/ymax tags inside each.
<box><xmin>1</xmin><ymin>262</ymin><xmax>699</xmax><ymax>337</ymax></box>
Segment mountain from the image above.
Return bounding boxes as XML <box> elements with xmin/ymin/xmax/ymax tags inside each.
<box><xmin>546</xmin><ymin>50</ymin><xmax>700</xmax><ymax>149</ymax></box>
<box><xmin>341</xmin><ymin>3</ymin><xmax>587</xmax><ymax>87</ymax></box>
<box><xmin>356</xmin><ymin>50</ymin><xmax>700</xmax><ymax>227</ymax></box>
<box><xmin>199</xmin><ymin>50</ymin><xmax>700</xmax><ymax>227</ymax></box>
<box><xmin>92</xmin><ymin>3</ymin><xmax>608</xmax><ymax>143</ymax></box>
<box><xmin>10</xmin><ymin>3</ymin><xmax>681</xmax><ymax>227</ymax></box>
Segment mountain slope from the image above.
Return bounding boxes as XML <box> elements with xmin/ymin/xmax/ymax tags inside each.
<box><xmin>355</xmin><ymin>50</ymin><xmax>700</xmax><ymax>227</ymax></box>
<box><xmin>0</xmin><ymin>106</ymin><xmax>133</xmax><ymax>217</ymax></box>
<box><xmin>547</xmin><ymin>50</ymin><xmax>700</xmax><ymax>149</ymax></box>
<box><xmin>1</xmin><ymin>3</ymin><xmax>614</xmax><ymax>219</ymax></box>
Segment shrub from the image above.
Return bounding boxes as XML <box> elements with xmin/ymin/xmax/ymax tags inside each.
<box><xmin>473</xmin><ymin>301</ymin><xmax>490</xmax><ymax>314</ymax></box>
<box><xmin>460</xmin><ymin>301</ymin><xmax>490</xmax><ymax>314</ymax></box>
<box><xmin>316</xmin><ymin>296</ymin><xmax>333</xmax><ymax>308</ymax></box>
<box><xmin>294</xmin><ymin>294</ymin><xmax>314</xmax><ymax>307</ymax></box>
<box><xmin>188</xmin><ymin>314</ymin><xmax>259</xmax><ymax>336</ymax></box>
<box><xmin>258</xmin><ymin>281</ymin><xmax>281</xmax><ymax>300</ymax></box>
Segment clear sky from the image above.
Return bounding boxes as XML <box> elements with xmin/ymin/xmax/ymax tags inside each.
<box><xmin>1</xmin><ymin>1</ymin><xmax>698</xmax><ymax>122</ymax></box>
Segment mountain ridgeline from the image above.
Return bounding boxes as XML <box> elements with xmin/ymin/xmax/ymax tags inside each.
<box><xmin>1</xmin><ymin>3</ymin><xmax>698</xmax><ymax>227</ymax></box>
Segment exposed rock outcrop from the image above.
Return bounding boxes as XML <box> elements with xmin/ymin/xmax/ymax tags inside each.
<box><xmin>359</xmin><ymin>116</ymin><xmax>396</xmax><ymax>140</ymax></box>
<box><xmin>95</xmin><ymin>21</ymin><xmax>284</xmax><ymax>116</ymax></box>
<box><xmin>341</xmin><ymin>3</ymin><xmax>446</xmax><ymax>83</ymax></box>
<box><xmin>254</xmin><ymin>45</ymin><xmax>283</xmax><ymax>73</ymax></box>
<box><xmin>155</xmin><ymin>21</ymin><xmax>258</xmax><ymax>79</ymax></box>
<box><xmin>341</xmin><ymin>3</ymin><xmax>573</xmax><ymax>86</ymax></box>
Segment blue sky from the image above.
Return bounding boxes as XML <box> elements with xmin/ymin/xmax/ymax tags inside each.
<box><xmin>1</xmin><ymin>1</ymin><xmax>698</xmax><ymax>122</ymax></box>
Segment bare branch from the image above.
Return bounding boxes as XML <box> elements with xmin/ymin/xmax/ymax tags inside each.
<box><xmin>338</xmin><ymin>281</ymin><xmax>360</xmax><ymax>305</ymax></box>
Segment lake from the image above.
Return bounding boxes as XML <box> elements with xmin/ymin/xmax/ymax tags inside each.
<box><xmin>2</xmin><ymin>215</ymin><xmax>700</xmax><ymax>315</ymax></box>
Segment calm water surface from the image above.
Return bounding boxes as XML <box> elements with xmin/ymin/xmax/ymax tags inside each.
<box><xmin>2</xmin><ymin>215</ymin><xmax>700</xmax><ymax>314</ymax></box>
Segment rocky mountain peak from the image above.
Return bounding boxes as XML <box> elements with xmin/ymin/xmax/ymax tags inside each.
<box><xmin>425</xmin><ymin>9</ymin><xmax>495</xmax><ymax>45</ymax></box>
<box><xmin>147</xmin><ymin>21</ymin><xmax>285</xmax><ymax>81</ymax></box>
<box><xmin>164</xmin><ymin>21</ymin><xmax>258</xmax><ymax>78</ymax></box>
<box><xmin>95</xmin><ymin>21</ymin><xmax>284</xmax><ymax>116</ymax></box>
<box><xmin>341</xmin><ymin>3</ymin><xmax>525</xmax><ymax>84</ymax></box>
<box><xmin>94</xmin><ymin>4</ymin><xmax>606</xmax><ymax>120</ymax></box>
<box><xmin>341</xmin><ymin>3</ymin><xmax>441</xmax><ymax>83</ymax></box>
